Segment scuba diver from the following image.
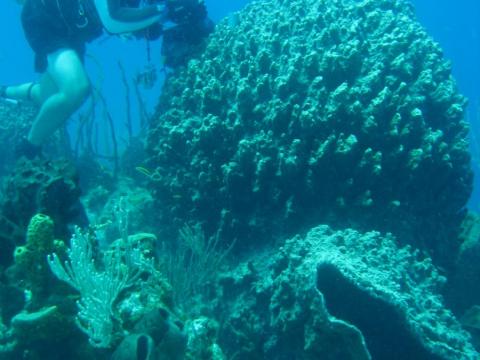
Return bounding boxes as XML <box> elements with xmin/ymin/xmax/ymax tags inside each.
<box><xmin>1</xmin><ymin>0</ymin><xmax>213</xmax><ymax>158</ymax></box>
<box><xmin>160</xmin><ymin>0</ymin><xmax>214</xmax><ymax>68</ymax></box>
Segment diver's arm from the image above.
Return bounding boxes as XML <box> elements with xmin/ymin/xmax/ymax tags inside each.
<box><xmin>108</xmin><ymin>0</ymin><xmax>161</xmax><ymax>22</ymax></box>
<box><xmin>94</xmin><ymin>0</ymin><xmax>165</xmax><ymax>34</ymax></box>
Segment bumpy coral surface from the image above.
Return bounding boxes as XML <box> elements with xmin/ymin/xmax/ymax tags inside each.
<box><xmin>214</xmin><ymin>225</ymin><xmax>478</xmax><ymax>359</ymax></box>
<box><xmin>146</xmin><ymin>0</ymin><xmax>472</xmax><ymax>262</ymax></box>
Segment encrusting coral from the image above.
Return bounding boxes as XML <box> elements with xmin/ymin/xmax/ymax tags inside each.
<box><xmin>213</xmin><ymin>225</ymin><xmax>479</xmax><ymax>359</ymax></box>
<box><xmin>145</xmin><ymin>0</ymin><xmax>472</xmax><ymax>266</ymax></box>
<box><xmin>0</xmin><ymin>101</ymin><xmax>36</xmax><ymax>176</ymax></box>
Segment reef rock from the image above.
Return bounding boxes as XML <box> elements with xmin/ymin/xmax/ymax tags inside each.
<box><xmin>146</xmin><ymin>0</ymin><xmax>472</xmax><ymax>264</ymax></box>
<box><xmin>0</xmin><ymin>158</ymin><xmax>85</xmax><ymax>267</ymax></box>
<box><xmin>0</xmin><ymin>102</ymin><xmax>35</xmax><ymax>176</ymax></box>
<box><xmin>213</xmin><ymin>225</ymin><xmax>478</xmax><ymax>360</ymax></box>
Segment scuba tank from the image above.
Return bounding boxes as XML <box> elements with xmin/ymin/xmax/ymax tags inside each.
<box><xmin>51</xmin><ymin>0</ymin><xmax>103</xmax><ymax>40</ymax></box>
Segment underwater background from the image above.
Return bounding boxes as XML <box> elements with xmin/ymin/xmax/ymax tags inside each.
<box><xmin>0</xmin><ymin>0</ymin><xmax>480</xmax><ymax>359</ymax></box>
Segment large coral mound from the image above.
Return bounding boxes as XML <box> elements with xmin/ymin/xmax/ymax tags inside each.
<box><xmin>146</xmin><ymin>0</ymin><xmax>472</xmax><ymax>262</ymax></box>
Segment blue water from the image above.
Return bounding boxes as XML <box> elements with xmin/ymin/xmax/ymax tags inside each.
<box><xmin>413</xmin><ymin>0</ymin><xmax>480</xmax><ymax>209</ymax></box>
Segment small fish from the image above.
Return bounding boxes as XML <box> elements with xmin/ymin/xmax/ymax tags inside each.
<box><xmin>162</xmin><ymin>21</ymin><xmax>178</xmax><ymax>31</ymax></box>
<box><xmin>135</xmin><ymin>166</ymin><xmax>152</xmax><ymax>177</ymax></box>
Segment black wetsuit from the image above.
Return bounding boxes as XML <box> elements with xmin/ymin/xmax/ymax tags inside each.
<box><xmin>21</xmin><ymin>0</ymin><xmax>103</xmax><ymax>72</ymax></box>
<box><xmin>21</xmin><ymin>0</ymin><xmax>159</xmax><ymax>72</ymax></box>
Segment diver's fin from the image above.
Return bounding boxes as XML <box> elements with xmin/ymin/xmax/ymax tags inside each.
<box><xmin>0</xmin><ymin>86</ymin><xmax>19</xmax><ymax>105</ymax></box>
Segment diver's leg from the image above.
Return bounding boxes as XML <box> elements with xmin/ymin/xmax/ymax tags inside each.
<box><xmin>31</xmin><ymin>73</ymin><xmax>58</xmax><ymax>105</ymax></box>
<box><xmin>28</xmin><ymin>48</ymin><xmax>90</xmax><ymax>145</ymax></box>
<box><xmin>3</xmin><ymin>82</ymin><xmax>36</xmax><ymax>101</ymax></box>
<box><xmin>4</xmin><ymin>74</ymin><xmax>57</xmax><ymax>105</ymax></box>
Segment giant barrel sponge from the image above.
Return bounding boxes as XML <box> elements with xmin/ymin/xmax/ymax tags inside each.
<box><xmin>146</xmin><ymin>0</ymin><xmax>472</xmax><ymax>265</ymax></box>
